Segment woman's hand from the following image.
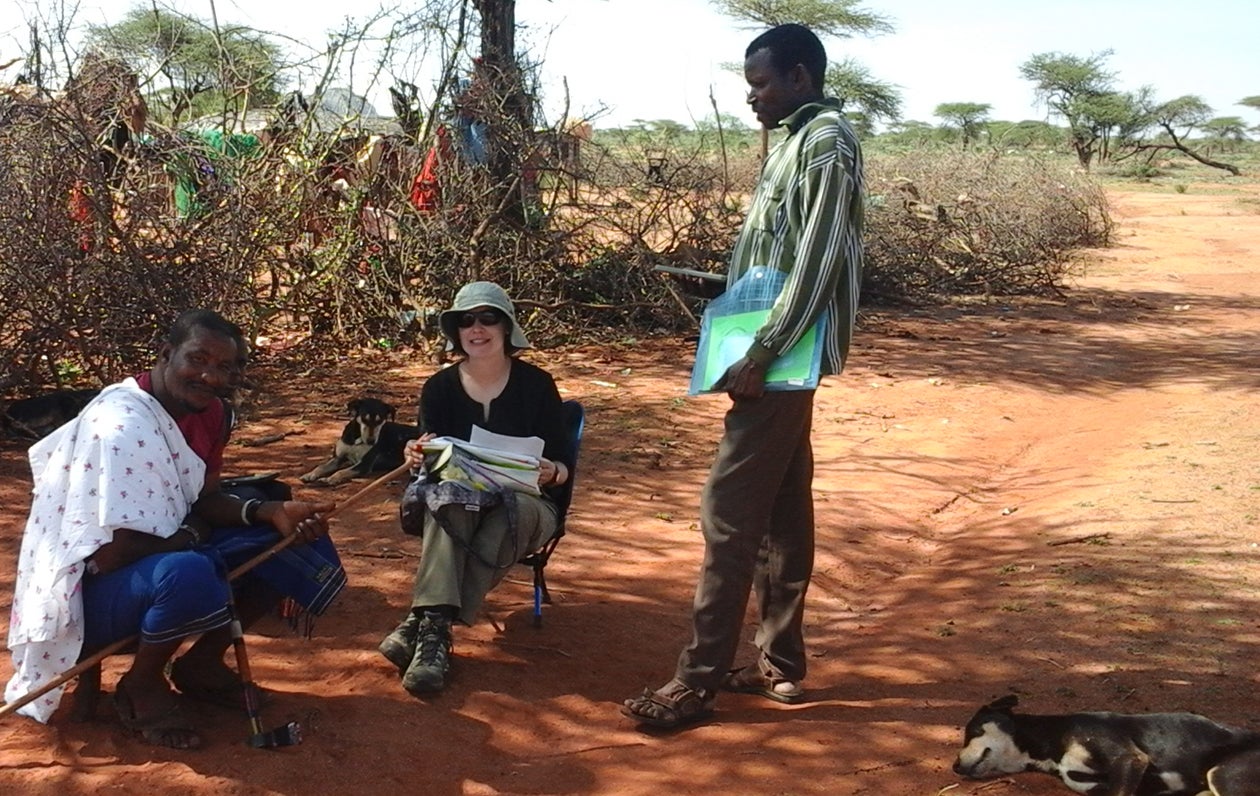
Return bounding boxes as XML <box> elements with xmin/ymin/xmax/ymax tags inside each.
<box><xmin>539</xmin><ymin>458</ymin><xmax>568</xmax><ymax>488</ymax></box>
<box><xmin>404</xmin><ymin>434</ymin><xmax>436</xmax><ymax>469</ymax></box>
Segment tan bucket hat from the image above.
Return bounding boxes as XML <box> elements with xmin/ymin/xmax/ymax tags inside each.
<box><xmin>439</xmin><ymin>281</ymin><xmax>532</xmax><ymax>352</ymax></box>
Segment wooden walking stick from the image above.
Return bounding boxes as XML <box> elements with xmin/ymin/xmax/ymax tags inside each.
<box><xmin>229</xmin><ymin>462</ymin><xmax>413</xmax><ymax>748</ymax></box>
<box><xmin>0</xmin><ymin>463</ymin><xmax>413</xmax><ymax>721</ymax></box>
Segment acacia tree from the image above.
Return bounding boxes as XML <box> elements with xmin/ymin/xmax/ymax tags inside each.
<box><xmin>1138</xmin><ymin>95</ymin><xmax>1240</xmax><ymax>175</ymax></box>
<box><xmin>1077</xmin><ymin>88</ymin><xmax>1148</xmax><ymax>163</ymax></box>
<box><xmin>696</xmin><ymin>112</ymin><xmax>754</xmax><ymax>134</ymax></box>
<box><xmin>712</xmin><ymin>0</ymin><xmax>894</xmax><ymax>37</ymax></box>
<box><xmin>1019</xmin><ymin>50</ymin><xmax>1116</xmax><ymax>168</ymax></box>
<box><xmin>1203</xmin><ymin>116</ymin><xmax>1249</xmax><ymax>148</ymax></box>
<box><xmin>987</xmin><ymin>119</ymin><xmax>1062</xmax><ymax>150</ymax></box>
<box><xmin>628</xmin><ymin>119</ymin><xmax>692</xmax><ymax>142</ymax></box>
<box><xmin>826</xmin><ymin>57</ymin><xmax>901</xmax><ymax>127</ymax></box>
<box><xmin>714</xmin><ymin>0</ymin><xmax>899</xmax><ymax>130</ymax></box>
<box><xmin>933</xmin><ymin>102</ymin><xmax>991</xmax><ymax>149</ymax></box>
<box><xmin>882</xmin><ymin>119</ymin><xmax>947</xmax><ymax>148</ymax></box>
<box><xmin>85</xmin><ymin>8</ymin><xmax>285</xmax><ymax>124</ymax></box>
<box><xmin>1240</xmin><ymin>96</ymin><xmax>1260</xmax><ymax>135</ymax></box>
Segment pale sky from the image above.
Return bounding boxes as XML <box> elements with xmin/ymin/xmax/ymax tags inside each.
<box><xmin>1</xmin><ymin>0</ymin><xmax>1256</xmax><ymax>130</ymax></box>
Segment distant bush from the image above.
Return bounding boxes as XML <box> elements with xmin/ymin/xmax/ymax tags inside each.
<box><xmin>1113</xmin><ymin>161</ymin><xmax>1161</xmax><ymax>181</ymax></box>
<box><xmin>862</xmin><ymin>150</ymin><xmax>1113</xmax><ymax>301</ymax></box>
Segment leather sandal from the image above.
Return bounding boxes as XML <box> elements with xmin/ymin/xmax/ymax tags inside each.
<box><xmin>620</xmin><ymin>678</ymin><xmax>715</xmax><ymax>729</ymax></box>
<box><xmin>720</xmin><ymin>664</ymin><xmax>804</xmax><ymax>704</ymax></box>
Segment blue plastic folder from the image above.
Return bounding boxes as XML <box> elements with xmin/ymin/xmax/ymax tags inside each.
<box><xmin>688</xmin><ymin>266</ymin><xmax>827</xmax><ymax>395</ymax></box>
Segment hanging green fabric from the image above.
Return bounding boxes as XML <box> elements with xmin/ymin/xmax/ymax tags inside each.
<box><xmin>168</xmin><ymin>129</ymin><xmax>262</xmax><ymax>218</ymax></box>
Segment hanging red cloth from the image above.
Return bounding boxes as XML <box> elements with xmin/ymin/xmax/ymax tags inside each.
<box><xmin>409</xmin><ymin>125</ymin><xmax>454</xmax><ymax>212</ymax></box>
<box><xmin>68</xmin><ymin>180</ymin><xmax>94</xmax><ymax>252</ymax></box>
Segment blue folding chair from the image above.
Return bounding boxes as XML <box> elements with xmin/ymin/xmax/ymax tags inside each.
<box><xmin>520</xmin><ymin>399</ymin><xmax>584</xmax><ymax>628</ymax></box>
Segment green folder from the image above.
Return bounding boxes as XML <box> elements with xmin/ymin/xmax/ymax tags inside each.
<box><xmin>690</xmin><ymin>308</ymin><xmax>824</xmax><ymax>394</ymax></box>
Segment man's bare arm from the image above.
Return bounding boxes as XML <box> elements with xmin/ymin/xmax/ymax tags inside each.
<box><xmin>88</xmin><ymin>527</ymin><xmax>197</xmax><ymax>575</ymax></box>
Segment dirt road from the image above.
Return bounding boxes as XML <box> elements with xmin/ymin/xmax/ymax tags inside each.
<box><xmin>1</xmin><ymin>184</ymin><xmax>1257</xmax><ymax>794</ymax></box>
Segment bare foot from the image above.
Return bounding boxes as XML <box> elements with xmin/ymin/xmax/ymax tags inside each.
<box><xmin>114</xmin><ymin>675</ymin><xmax>201</xmax><ymax>749</ymax></box>
<box><xmin>68</xmin><ymin>663</ymin><xmax>102</xmax><ymax>722</ymax></box>
<box><xmin>170</xmin><ymin>656</ymin><xmax>261</xmax><ymax>711</ymax></box>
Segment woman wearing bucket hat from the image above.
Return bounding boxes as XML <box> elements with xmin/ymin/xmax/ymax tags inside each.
<box><xmin>379</xmin><ymin>281</ymin><xmax>572</xmax><ymax>696</ymax></box>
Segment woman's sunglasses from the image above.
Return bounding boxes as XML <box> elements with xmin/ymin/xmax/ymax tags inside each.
<box><xmin>457</xmin><ymin>310</ymin><xmax>504</xmax><ymax>328</ymax></box>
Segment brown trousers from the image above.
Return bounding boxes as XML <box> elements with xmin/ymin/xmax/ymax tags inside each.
<box><xmin>675</xmin><ymin>389</ymin><xmax>816</xmax><ymax>691</ymax></box>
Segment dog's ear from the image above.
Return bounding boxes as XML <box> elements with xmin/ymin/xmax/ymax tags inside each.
<box><xmin>985</xmin><ymin>695</ymin><xmax>1019</xmax><ymax>712</ymax></box>
<box><xmin>347</xmin><ymin>399</ymin><xmax>362</xmax><ymax>416</ymax></box>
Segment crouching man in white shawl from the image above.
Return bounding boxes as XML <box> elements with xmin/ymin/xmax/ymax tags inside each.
<box><xmin>5</xmin><ymin>310</ymin><xmax>335</xmax><ymax>749</ymax></box>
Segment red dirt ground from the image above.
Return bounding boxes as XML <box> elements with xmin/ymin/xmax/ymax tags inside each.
<box><xmin>1</xmin><ymin>183</ymin><xmax>1258</xmax><ymax>795</ymax></box>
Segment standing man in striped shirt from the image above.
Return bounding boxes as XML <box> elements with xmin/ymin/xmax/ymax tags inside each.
<box><xmin>623</xmin><ymin>23</ymin><xmax>864</xmax><ymax>729</ymax></box>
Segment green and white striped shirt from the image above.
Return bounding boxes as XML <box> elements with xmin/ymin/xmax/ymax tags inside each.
<box><xmin>730</xmin><ymin>98</ymin><xmax>864</xmax><ymax>377</ymax></box>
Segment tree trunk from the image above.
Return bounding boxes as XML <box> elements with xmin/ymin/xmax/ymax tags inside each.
<box><xmin>474</xmin><ymin>0</ymin><xmax>532</xmax><ymax>226</ymax></box>
<box><xmin>476</xmin><ymin>0</ymin><xmax>515</xmax><ymax>67</ymax></box>
<box><xmin>1072</xmin><ymin>139</ymin><xmax>1093</xmax><ymax>170</ymax></box>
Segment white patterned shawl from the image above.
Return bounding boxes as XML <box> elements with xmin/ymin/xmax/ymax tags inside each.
<box><xmin>4</xmin><ymin>378</ymin><xmax>205</xmax><ymax>722</ymax></box>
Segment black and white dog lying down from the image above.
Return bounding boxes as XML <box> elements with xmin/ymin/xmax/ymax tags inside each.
<box><xmin>300</xmin><ymin>397</ymin><xmax>418</xmax><ymax>486</ymax></box>
<box><xmin>2</xmin><ymin>388</ymin><xmax>101</xmax><ymax>440</ymax></box>
<box><xmin>953</xmin><ymin>695</ymin><xmax>1260</xmax><ymax>796</ymax></box>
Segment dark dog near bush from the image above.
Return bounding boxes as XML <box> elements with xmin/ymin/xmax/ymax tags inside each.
<box><xmin>953</xmin><ymin>694</ymin><xmax>1260</xmax><ymax>796</ymax></box>
<box><xmin>2</xmin><ymin>388</ymin><xmax>101</xmax><ymax>440</ymax></box>
<box><xmin>301</xmin><ymin>397</ymin><xmax>418</xmax><ymax>486</ymax></box>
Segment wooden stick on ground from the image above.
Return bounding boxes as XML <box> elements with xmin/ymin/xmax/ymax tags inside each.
<box><xmin>0</xmin><ymin>463</ymin><xmax>413</xmax><ymax>720</ymax></box>
<box><xmin>1046</xmin><ymin>532</ymin><xmax>1111</xmax><ymax>547</ymax></box>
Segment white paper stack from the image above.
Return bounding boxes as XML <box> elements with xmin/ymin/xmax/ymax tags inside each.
<box><xmin>422</xmin><ymin>427</ymin><xmax>544</xmax><ymax>494</ymax></box>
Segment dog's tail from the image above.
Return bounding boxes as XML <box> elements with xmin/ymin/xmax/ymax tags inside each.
<box><xmin>1204</xmin><ymin>740</ymin><xmax>1260</xmax><ymax>796</ymax></box>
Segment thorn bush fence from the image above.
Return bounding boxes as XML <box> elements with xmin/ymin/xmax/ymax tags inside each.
<box><xmin>0</xmin><ymin>84</ymin><xmax>1110</xmax><ymax>398</ymax></box>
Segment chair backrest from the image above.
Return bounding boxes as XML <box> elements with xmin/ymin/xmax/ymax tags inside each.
<box><xmin>520</xmin><ymin>400</ymin><xmax>584</xmax><ymax>626</ymax></box>
<box><xmin>552</xmin><ymin>399</ymin><xmax>585</xmax><ymax>534</ymax></box>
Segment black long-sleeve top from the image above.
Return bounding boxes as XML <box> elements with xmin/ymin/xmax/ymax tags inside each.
<box><xmin>418</xmin><ymin>358</ymin><xmax>570</xmax><ymax>470</ymax></box>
